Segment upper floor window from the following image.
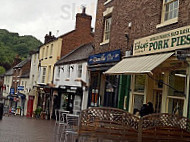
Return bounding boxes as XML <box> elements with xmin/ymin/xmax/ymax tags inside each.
<box><xmin>46</xmin><ymin>46</ymin><xmax>49</xmax><ymax>58</ymax></box>
<box><xmin>57</xmin><ymin>66</ymin><xmax>61</xmax><ymax>78</ymax></box>
<box><xmin>163</xmin><ymin>0</ymin><xmax>179</xmax><ymax>22</ymax></box>
<box><xmin>67</xmin><ymin>65</ymin><xmax>70</xmax><ymax>78</ymax></box>
<box><xmin>42</xmin><ymin>67</ymin><xmax>46</xmax><ymax>83</ymax></box>
<box><xmin>42</xmin><ymin>48</ymin><xmax>45</xmax><ymax>59</ymax></box>
<box><xmin>77</xmin><ymin>64</ymin><xmax>82</xmax><ymax>78</ymax></box>
<box><xmin>50</xmin><ymin>44</ymin><xmax>53</xmax><ymax>56</ymax></box>
<box><xmin>103</xmin><ymin>17</ymin><xmax>112</xmax><ymax>42</ymax></box>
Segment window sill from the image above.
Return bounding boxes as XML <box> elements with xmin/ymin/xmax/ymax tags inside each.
<box><xmin>104</xmin><ymin>0</ymin><xmax>112</xmax><ymax>5</ymax></box>
<box><xmin>100</xmin><ymin>40</ymin><xmax>109</xmax><ymax>46</ymax></box>
<box><xmin>65</xmin><ymin>78</ymin><xmax>70</xmax><ymax>81</ymax></box>
<box><xmin>156</xmin><ymin>18</ymin><xmax>178</xmax><ymax>29</ymax></box>
<box><xmin>75</xmin><ymin>78</ymin><xmax>82</xmax><ymax>82</ymax></box>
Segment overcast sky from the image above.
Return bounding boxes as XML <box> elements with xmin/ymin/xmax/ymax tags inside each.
<box><xmin>0</xmin><ymin>0</ymin><xmax>97</xmax><ymax>42</ymax></box>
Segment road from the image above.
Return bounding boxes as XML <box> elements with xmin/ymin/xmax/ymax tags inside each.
<box><xmin>0</xmin><ymin>116</ymin><xmax>60</xmax><ymax>142</ymax></box>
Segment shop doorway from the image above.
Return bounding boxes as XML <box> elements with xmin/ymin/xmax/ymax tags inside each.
<box><xmin>153</xmin><ymin>90</ymin><xmax>162</xmax><ymax>113</ymax></box>
<box><xmin>27</xmin><ymin>96</ymin><xmax>34</xmax><ymax>117</ymax></box>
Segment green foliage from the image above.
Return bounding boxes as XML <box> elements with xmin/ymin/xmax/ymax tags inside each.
<box><xmin>0</xmin><ymin>66</ymin><xmax>5</xmax><ymax>75</ymax></box>
<box><xmin>0</xmin><ymin>29</ymin><xmax>42</xmax><ymax>70</ymax></box>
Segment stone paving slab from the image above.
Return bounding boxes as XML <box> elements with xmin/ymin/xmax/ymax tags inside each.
<box><xmin>0</xmin><ymin>116</ymin><xmax>60</xmax><ymax>142</ymax></box>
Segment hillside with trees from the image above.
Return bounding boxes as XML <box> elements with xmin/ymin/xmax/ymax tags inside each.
<box><xmin>0</xmin><ymin>29</ymin><xmax>42</xmax><ymax>74</ymax></box>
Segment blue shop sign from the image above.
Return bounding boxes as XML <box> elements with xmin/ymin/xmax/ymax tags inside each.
<box><xmin>88</xmin><ymin>50</ymin><xmax>121</xmax><ymax>65</ymax></box>
<box><xmin>18</xmin><ymin>86</ymin><xmax>24</xmax><ymax>91</ymax></box>
<box><xmin>10</xmin><ymin>88</ymin><xmax>15</xmax><ymax>95</ymax></box>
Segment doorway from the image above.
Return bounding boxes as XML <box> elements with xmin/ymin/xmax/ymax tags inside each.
<box><xmin>153</xmin><ymin>90</ymin><xmax>162</xmax><ymax>113</ymax></box>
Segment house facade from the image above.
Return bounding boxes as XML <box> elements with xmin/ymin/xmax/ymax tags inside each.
<box><xmin>53</xmin><ymin>43</ymin><xmax>93</xmax><ymax>116</ymax></box>
<box><xmin>98</xmin><ymin>0</ymin><xmax>190</xmax><ymax>118</ymax></box>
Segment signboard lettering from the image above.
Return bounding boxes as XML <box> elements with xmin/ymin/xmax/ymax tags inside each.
<box><xmin>133</xmin><ymin>25</ymin><xmax>190</xmax><ymax>56</ymax></box>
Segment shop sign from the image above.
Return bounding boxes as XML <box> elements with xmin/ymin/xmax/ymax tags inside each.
<box><xmin>10</xmin><ymin>88</ymin><xmax>15</xmax><ymax>95</ymax></box>
<box><xmin>133</xmin><ymin>25</ymin><xmax>190</xmax><ymax>56</ymax></box>
<box><xmin>88</xmin><ymin>50</ymin><xmax>121</xmax><ymax>65</ymax></box>
<box><xmin>18</xmin><ymin>86</ymin><xmax>24</xmax><ymax>91</ymax></box>
<box><xmin>67</xmin><ymin>89</ymin><xmax>76</xmax><ymax>93</ymax></box>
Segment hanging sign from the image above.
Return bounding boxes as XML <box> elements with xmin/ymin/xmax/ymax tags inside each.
<box><xmin>133</xmin><ymin>25</ymin><xmax>190</xmax><ymax>56</ymax></box>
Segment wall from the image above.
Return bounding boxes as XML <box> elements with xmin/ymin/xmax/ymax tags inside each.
<box><xmin>38</xmin><ymin>38</ymin><xmax>62</xmax><ymax>84</ymax></box>
<box><xmin>94</xmin><ymin>0</ymin><xmax>190</xmax><ymax>55</ymax></box>
<box><xmin>3</xmin><ymin>76</ymin><xmax>12</xmax><ymax>97</ymax></box>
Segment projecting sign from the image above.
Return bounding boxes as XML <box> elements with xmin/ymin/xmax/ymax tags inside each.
<box><xmin>10</xmin><ymin>88</ymin><xmax>15</xmax><ymax>95</ymax></box>
<box><xmin>18</xmin><ymin>86</ymin><xmax>24</xmax><ymax>91</ymax></box>
<box><xmin>133</xmin><ymin>25</ymin><xmax>190</xmax><ymax>56</ymax></box>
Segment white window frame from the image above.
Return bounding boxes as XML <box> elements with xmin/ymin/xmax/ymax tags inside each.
<box><xmin>77</xmin><ymin>64</ymin><xmax>82</xmax><ymax>78</ymax></box>
<box><xmin>42</xmin><ymin>67</ymin><xmax>46</xmax><ymax>83</ymax></box>
<box><xmin>67</xmin><ymin>65</ymin><xmax>70</xmax><ymax>78</ymax></box>
<box><xmin>103</xmin><ymin>17</ymin><xmax>112</xmax><ymax>42</ymax></box>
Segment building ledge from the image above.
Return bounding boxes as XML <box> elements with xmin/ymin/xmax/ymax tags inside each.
<box><xmin>104</xmin><ymin>0</ymin><xmax>113</xmax><ymax>6</ymax></box>
<box><xmin>100</xmin><ymin>40</ymin><xmax>109</xmax><ymax>46</ymax></box>
<box><xmin>156</xmin><ymin>18</ymin><xmax>178</xmax><ymax>29</ymax></box>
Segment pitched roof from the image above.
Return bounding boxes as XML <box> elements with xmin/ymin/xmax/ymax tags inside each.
<box><xmin>20</xmin><ymin>70</ymin><xmax>30</xmax><ymax>78</ymax></box>
<box><xmin>55</xmin><ymin>43</ymin><xmax>94</xmax><ymax>65</ymax></box>
<box><xmin>4</xmin><ymin>68</ymin><xmax>14</xmax><ymax>76</ymax></box>
<box><xmin>13</xmin><ymin>57</ymin><xmax>31</xmax><ymax>68</ymax></box>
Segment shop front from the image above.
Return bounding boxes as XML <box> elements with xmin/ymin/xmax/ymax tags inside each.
<box><xmin>105</xmin><ymin>25</ymin><xmax>190</xmax><ymax>118</ymax></box>
<box><xmin>88</xmin><ymin>50</ymin><xmax>121</xmax><ymax>108</ymax></box>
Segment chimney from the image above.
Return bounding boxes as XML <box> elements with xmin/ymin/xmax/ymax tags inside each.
<box><xmin>44</xmin><ymin>31</ymin><xmax>56</xmax><ymax>44</ymax></box>
<box><xmin>75</xmin><ymin>7</ymin><xmax>92</xmax><ymax>33</ymax></box>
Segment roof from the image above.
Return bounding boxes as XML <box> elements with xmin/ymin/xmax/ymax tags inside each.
<box><xmin>13</xmin><ymin>57</ymin><xmax>31</xmax><ymax>69</ymax></box>
<box><xmin>105</xmin><ymin>52</ymin><xmax>174</xmax><ymax>75</ymax></box>
<box><xmin>4</xmin><ymin>68</ymin><xmax>14</xmax><ymax>76</ymax></box>
<box><xmin>20</xmin><ymin>70</ymin><xmax>30</xmax><ymax>78</ymax></box>
<box><xmin>55</xmin><ymin>43</ymin><xmax>94</xmax><ymax>65</ymax></box>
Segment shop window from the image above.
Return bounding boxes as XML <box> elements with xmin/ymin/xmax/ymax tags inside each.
<box><xmin>134</xmin><ymin>75</ymin><xmax>146</xmax><ymax>93</ymax></box>
<box><xmin>77</xmin><ymin>64</ymin><xmax>82</xmax><ymax>78</ymax></box>
<box><xmin>133</xmin><ymin>94</ymin><xmax>144</xmax><ymax>112</ymax></box>
<box><xmin>167</xmin><ymin>70</ymin><xmax>186</xmax><ymax>116</ymax></box>
<box><xmin>103</xmin><ymin>16</ymin><xmax>112</xmax><ymax>42</ymax></box>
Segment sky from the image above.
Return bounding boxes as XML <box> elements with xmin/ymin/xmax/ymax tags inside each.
<box><xmin>0</xmin><ymin>0</ymin><xmax>97</xmax><ymax>42</ymax></box>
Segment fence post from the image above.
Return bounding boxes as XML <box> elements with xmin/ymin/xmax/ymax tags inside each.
<box><xmin>138</xmin><ymin>118</ymin><xmax>142</xmax><ymax>142</ymax></box>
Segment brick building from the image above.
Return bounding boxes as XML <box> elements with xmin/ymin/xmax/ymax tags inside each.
<box><xmin>90</xmin><ymin>0</ymin><xmax>190</xmax><ymax>118</ymax></box>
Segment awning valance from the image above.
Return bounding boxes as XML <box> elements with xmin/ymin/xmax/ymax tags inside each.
<box><xmin>104</xmin><ymin>52</ymin><xmax>174</xmax><ymax>75</ymax></box>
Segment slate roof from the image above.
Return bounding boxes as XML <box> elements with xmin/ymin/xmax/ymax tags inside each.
<box><xmin>20</xmin><ymin>70</ymin><xmax>30</xmax><ymax>78</ymax></box>
<box><xmin>55</xmin><ymin>43</ymin><xmax>94</xmax><ymax>65</ymax></box>
<box><xmin>13</xmin><ymin>57</ymin><xmax>31</xmax><ymax>68</ymax></box>
<box><xmin>4</xmin><ymin>68</ymin><xmax>14</xmax><ymax>76</ymax></box>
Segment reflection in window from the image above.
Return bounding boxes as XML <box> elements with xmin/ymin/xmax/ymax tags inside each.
<box><xmin>134</xmin><ymin>75</ymin><xmax>146</xmax><ymax>92</ymax></box>
<box><xmin>168</xmin><ymin>98</ymin><xmax>184</xmax><ymax>117</ymax></box>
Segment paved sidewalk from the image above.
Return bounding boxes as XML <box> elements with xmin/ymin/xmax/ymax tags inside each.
<box><xmin>0</xmin><ymin>116</ymin><xmax>59</xmax><ymax>142</ymax></box>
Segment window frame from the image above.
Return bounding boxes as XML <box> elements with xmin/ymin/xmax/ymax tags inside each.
<box><xmin>103</xmin><ymin>16</ymin><xmax>112</xmax><ymax>42</ymax></box>
<box><xmin>42</xmin><ymin>67</ymin><xmax>46</xmax><ymax>83</ymax></box>
<box><xmin>162</xmin><ymin>0</ymin><xmax>179</xmax><ymax>23</ymax></box>
<box><xmin>77</xmin><ymin>64</ymin><xmax>82</xmax><ymax>78</ymax></box>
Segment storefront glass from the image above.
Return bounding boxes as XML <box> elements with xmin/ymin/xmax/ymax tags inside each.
<box><xmin>60</xmin><ymin>93</ymin><xmax>68</xmax><ymax>110</ymax></box>
<box><xmin>134</xmin><ymin>75</ymin><xmax>146</xmax><ymax>92</ymax></box>
<box><xmin>167</xmin><ymin>70</ymin><xmax>186</xmax><ymax>116</ymax></box>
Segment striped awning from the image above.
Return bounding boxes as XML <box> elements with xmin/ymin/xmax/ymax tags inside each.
<box><xmin>104</xmin><ymin>52</ymin><xmax>174</xmax><ymax>75</ymax></box>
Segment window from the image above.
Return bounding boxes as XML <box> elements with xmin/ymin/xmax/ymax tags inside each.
<box><xmin>163</xmin><ymin>0</ymin><xmax>179</xmax><ymax>22</ymax></box>
<box><xmin>67</xmin><ymin>65</ymin><xmax>70</xmax><ymax>78</ymax></box>
<box><xmin>46</xmin><ymin>46</ymin><xmax>49</xmax><ymax>58</ymax></box>
<box><xmin>42</xmin><ymin>67</ymin><xmax>46</xmax><ymax>83</ymax></box>
<box><xmin>57</xmin><ymin>66</ymin><xmax>61</xmax><ymax>77</ymax></box>
<box><xmin>103</xmin><ymin>17</ymin><xmax>112</xmax><ymax>41</ymax></box>
<box><xmin>48</xmin><ymin>66</ymin><xmax>51</xmax><ymax>82</ymax></box>
<box><xmin>77</xmin><ymin>64</ymin><xmax>82</xmax><ymax>78</ymax></box>
<box><xmin>50</xmin><ymin>44</ymin><xmax>53</xmax><ymax>56</ymax></box>
<box><xmin>42</xmin><ymin>48</ymin><xmax>45</xmax><ymax>59</ymax></box>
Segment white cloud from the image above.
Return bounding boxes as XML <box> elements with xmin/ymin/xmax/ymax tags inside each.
<box><xmin>0</xmin><ymin>0</ymin><xmax>97</xmax><ymax>42</ymax></box>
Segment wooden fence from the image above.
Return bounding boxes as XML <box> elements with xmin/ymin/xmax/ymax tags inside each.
<box><xmin>78</xmin><ymin>107</ymin><xmax>190</xmax><ymax>142</ymax></box>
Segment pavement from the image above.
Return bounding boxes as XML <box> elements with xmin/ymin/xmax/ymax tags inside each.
<box><xmin>0</xmin><ymin>116</ymin><xmax>60</xmax><ymax>142</ymax></box>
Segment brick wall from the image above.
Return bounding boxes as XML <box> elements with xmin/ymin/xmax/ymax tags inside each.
<box><xmin>60</xmin><ymin>11</ymin><xmax>94</xmax><ymax>57</ymax></box>
<box><xmin>94</xmin><ymin>0</ymin><xmax>190</xmax><ymax>56</ymax></box>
